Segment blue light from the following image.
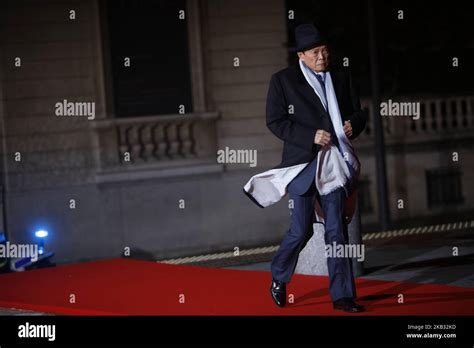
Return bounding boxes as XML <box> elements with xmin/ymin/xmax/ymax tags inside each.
<box><xmin>35</xmin><ymin>230</ymin><xmax>48</xmax><ymax>238</ymax></box>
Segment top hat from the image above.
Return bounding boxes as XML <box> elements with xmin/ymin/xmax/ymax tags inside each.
<box><xmin>290</xmin><ymin>23</ymin><xmax>327</xmax><ymax>52</ymax></box>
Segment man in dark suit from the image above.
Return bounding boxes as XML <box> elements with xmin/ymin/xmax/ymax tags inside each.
<box><xmin>266</xmin><ymin>23</ymin><xmax>367</xmax><ymax>312</ymax></box>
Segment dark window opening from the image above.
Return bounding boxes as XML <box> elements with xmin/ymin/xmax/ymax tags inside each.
<box><xmin>284</xmin><ymin>0</ymin><xmax>474</xmax><ymax>97</ymax></box>
<box><xmin>106</xmin><ymin>0</ymin><xmax>193</xmax><ymax>117</ymax></box>
<box><xmin>426</xmin><ymin>168</ymin><xmax>464</xmax><ymax>209</ymax></box>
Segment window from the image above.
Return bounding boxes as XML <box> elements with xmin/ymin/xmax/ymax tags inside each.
<box><xmin>426</xmin><ymin>168</ymin><xmax>464</xmax><ymax>208</ymax></box>
<box><xmin>106</xmin><ymin>0</ymin><xmax>193</xmax><ymax>117</ymax></box>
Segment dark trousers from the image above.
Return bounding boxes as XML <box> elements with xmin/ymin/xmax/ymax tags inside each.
<box><xmin>270</xmin><ymin>157</ymin><xmax>357</xmax><ymax>301</ymax></box>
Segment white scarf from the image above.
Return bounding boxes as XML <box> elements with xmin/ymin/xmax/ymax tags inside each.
<box><xmin>299</xmin><ymin>59</ymin><xmax>360</xmax><ymax>196</ymax></box>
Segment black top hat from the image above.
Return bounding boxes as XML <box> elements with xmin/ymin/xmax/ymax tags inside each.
<box><xmin>291</xmin><ymin>23</ymin><xmax>327</xmax><ymax>52</ymax></box>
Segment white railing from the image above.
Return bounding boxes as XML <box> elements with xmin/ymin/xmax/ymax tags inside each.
<box><xmin>359</xmin><ymin>96</ymin><xmax>474</xmax><ymax>140</ymax></box>
<box><xmin>91</xmin><ymin>112</ymin><xmax>220</xmax><ymax>170</ymax></box>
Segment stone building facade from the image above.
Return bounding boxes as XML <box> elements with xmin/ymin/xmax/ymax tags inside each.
<box><xmin>0</xmin><ymin>0</ymin><xmax>472</xmax><ymax>264</ymax></box>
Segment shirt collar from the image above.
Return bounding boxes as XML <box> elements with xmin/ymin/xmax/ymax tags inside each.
<box><xmin>311</xmin><ymin>70</ymin><xmax>325</xmax><ymax>80</ymax></box>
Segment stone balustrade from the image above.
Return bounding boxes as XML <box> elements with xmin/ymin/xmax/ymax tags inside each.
<box><xmin>359</xmin><ymin>96</ymin><xmax>474</xmax><ymax>141</ymax></box>
<box><xmin>91</xmin><ymin>112</ymin><xmax>220</xmax><ymax>175</ymax></box>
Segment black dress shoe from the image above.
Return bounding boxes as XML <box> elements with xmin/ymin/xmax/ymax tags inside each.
<box><xmin>270</xmin><ymin>279</ymin><xmax>286</xmax><ymax>307</ymax></box>
<box><xmin>333</xmin><ymin>298</ymin><xmax>365</xmax><ymax>313</ymax></box>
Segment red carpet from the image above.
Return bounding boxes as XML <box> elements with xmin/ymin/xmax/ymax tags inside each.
<box><xmin>0</xmin><ymin>258</ymin><xmax>473</xmax><ymax>315</ymax></box>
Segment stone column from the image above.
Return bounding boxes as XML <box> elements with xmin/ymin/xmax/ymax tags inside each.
<box><xmin>295</xmin><ymin>199</ymin><xmax>365</xmax><ymax>276</ymax></box>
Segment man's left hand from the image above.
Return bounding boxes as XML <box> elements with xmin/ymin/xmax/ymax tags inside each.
<box><xmin>343</xmin><ymin>120</ymin><xmax>352</xmax><ymax>138</ymax></box>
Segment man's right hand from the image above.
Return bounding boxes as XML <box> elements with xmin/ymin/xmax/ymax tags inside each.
<box><xmin>314</xmin><ymin>129</ymin><xmax>331</xmax><ymax>146</ymax></box>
